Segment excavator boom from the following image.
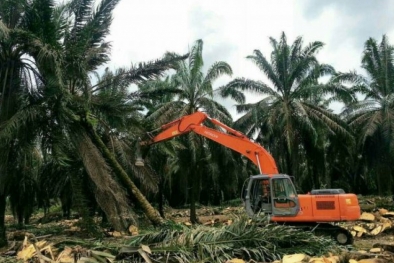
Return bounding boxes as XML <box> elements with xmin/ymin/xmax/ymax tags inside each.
<box><xmin>143</xmin><ymin>111</ymin><xmax>278</xmax><ymax>175</ymax></box>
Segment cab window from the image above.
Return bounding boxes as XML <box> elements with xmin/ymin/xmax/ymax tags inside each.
<box><xmin>271</xmin><ymin>178</ymin><xmax>297</xmax><ymax>198</ymax></box>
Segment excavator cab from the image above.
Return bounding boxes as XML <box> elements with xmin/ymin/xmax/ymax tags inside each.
<box><xmin>243</xmin><ymin>175</ymin><xmax>300</xmax><ymax>218</ymax></box>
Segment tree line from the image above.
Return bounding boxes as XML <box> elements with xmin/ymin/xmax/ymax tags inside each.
<box><xmin>0</xmin><ymin>0</ymin><xmax>393</xmax><ymax>247</ymax></box>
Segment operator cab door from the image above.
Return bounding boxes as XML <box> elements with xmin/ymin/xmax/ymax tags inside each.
<box><xmin>248</xmin><ymin>177</ymin><xmax>272</xmax><ymax>214</ymax></box>
<box><xmin>270</xmin><ymin>176</ymin><xmax>299</xmax><ymax>216</ymax></box>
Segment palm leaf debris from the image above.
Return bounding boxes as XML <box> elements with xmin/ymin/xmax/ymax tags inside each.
<box><xmin>122</xmin><ymin>217</ymin><xmax>339</xmax><ymax>262</ymax></box>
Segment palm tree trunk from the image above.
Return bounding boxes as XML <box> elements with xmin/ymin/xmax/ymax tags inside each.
<box><xmin>291</xmin><ymin>138</ymin><xmax>299</xmax><ymax>179</ymax></box>
<box><xmin>353</xmin><ymin>155</ymin><xmax>367</xmax><ymax>194</ymax></box>
<box><xmin>0</xmin><ymin>193</ymin><xmax>7</xmax><ymax>248</ymax></box>
<box><xmin>377</xmin><ymin>161</ymin><xmax>392</xmax><ymax>195</ymax></box>
<box><xmin>87</xmin><ymin>125</ymin><xmax>164</xmax><ymax>226</ymax></box>
<box><xmin>323</xmin><ymin>154</ymin><xmax>331</xmax><ymax>189</ymax></box>
<box><xmin>158</xmin><ymin>172</ymin><xmax>165</xmax><ymax>218</ymax></box>
<box><xmin>189</xmin><ymin>167</ymin><xmax>198</xmax><ymax>224</ymax></box>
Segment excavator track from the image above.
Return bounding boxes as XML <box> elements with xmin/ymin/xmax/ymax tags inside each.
<box><xmin>254</xmin><ymin>220</ymin><xmax>354</xmax><ymax>245</ymax></box>
<box><xmin>284</xmin><ymin>222</ymin><xmax>354</xmax><ymax>245</ymax></box>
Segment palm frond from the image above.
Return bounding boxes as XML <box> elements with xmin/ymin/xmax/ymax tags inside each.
<box><xmin>0</xmin><ymin>20</ymin><xmax>10</xmax><ymax>38</ymax></box>
<box><xmin>247</xmin><ymin>49</ymin><xmax>282</xmax><ymax>90</ymax></box>
<box><xmin>126</xmin><ymin>216</ymin><xmax>338</xmax><ymax>262</ymax></box>
<box><xmin>234</xmin><ymin>99</ymin><xmax>272</xmax><ymax>136</ymax></box>
<box><xmin>199</xmin><ymin>61</ymin><xmax>232</xmax><ymax>98</ymax></box>
<box><xmin>302</xmin><ymin>102</ymin><xmax>352</xmax><ymax>140</ymax></box>
<box><xmin>69</xmin><ymin>0</ymin><xmax>94</xmax><ymax>38</ymax></box>
<box><xmin>224</xmin><ymin>78</ymin><xmax>279</xmax><ymax>97</ymax></box>
<box><xmin>196</xmin><ymin>97</ymin><xmax>232</xmax><ymax>124</ymax></box>
<box><xmin>189</xmin><ymin>39</ymin><xmax>203</xmax><ymax>83</ymax></box>
<box><xmin>301</xmin><ymin>41</ymin><xmax>324</xmax><ymax>57</ymax></box>
<box><xmin>92</xmin><ymin>53</ymin><xmax>188</xmax><ymax>93</ymax></box>
<box><xmin>291</xmin><ymin>100</ymin><xmax>317</xmax><ymax>142</ymax></box>
<box><xmin>145</xmin><ymin>100</ymin><xmax>186</xmax><ymax>126</ymax></box>
<box><xmin>358</xmin><ymin>112</ymin><xmax>382</xmax><ymax>144</ymax></box>
<box><xmin>343</xmin><ymin>99</ymin><xmax>379</xmax><ymax>118</ymax></box>
<box><xmin>79</xmin><ymin>0</ymin><xmax>121</xmax><ymax>69</ymax></box>
<box><xmin>217</xmin><ymin>85</ymin><xmax>246</xmax><ymax>104</ymax></box>
<box><xmin>0</xmin><ymin>104</ymin><xmax>42</xmax><ymax>143</ymax></box>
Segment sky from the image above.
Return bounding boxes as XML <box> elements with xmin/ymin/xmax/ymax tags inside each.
<box><xmin>105</xmin><ymin>0</ymin><xmax>394</xmax><ymax>118</ymax></box>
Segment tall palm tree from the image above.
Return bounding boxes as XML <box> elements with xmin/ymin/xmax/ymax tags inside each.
<box><xmin>137</xmin><ymin>77</ymin><xmax>184</xmax><ymax>217</ymax></box>
<box><xmin>147</xmin><ymin>39</ymin><xmax>233</xmax><ymax>223</ymax></box>
<box><xmin>337</xmin><ymin>35</ymin><xmax>394</xmax><ymax>195</ymax></box>
<box><xmin>221</xmin><ymin>32</ymin><xmax>353</xmax><ymax>185</ymax></box>
<box><xmin>0</xmin><ymin>0</ymin><xmax>48</xmax><ymax>246</ymax></box>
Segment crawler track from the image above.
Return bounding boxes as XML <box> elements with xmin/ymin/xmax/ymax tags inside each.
<box><xmin>283</xmin><ymin>222</ymin><xmax>354</xmax><ymax>245</ymax></box>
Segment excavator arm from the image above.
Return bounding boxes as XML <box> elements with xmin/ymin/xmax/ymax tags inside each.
<box><xmin>142</xmin><ymin>111</ymin><xmax>278</xmax><ymax>175</ymax></box>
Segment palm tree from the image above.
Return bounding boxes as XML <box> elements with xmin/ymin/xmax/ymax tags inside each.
<box><xmin>337</xmin><ymin>35</ymin><xmax>394</xmax><ymax>195</ymax></box>
<box><xmin>146</xmin><ymin>39</ymin><xmax>233</xmax><ymax>223</ymax></box>
<box><xmin>0</xmin><ymin>0</ymin><xmax>188</xmax><ymax>234</ymax></box>
<box><xmin>0</xmin><ymin>0</ymin><xmax>48</xmax><ymax>246</ymax></box>
<box><xmin>221</xmin><ymin>32</ymin><xmax>353</xmax><ymax>186</ymax></box>
<box><xmin>137</xmin><ymin>77</ymin><xmax>184</xmax><ymax>217</ymax></box>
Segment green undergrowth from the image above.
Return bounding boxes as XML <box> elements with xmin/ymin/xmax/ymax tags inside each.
<box><xmin>6</xmin><ymin>223</ymin><xmax>66</xmax><ymax>237</ymax></box>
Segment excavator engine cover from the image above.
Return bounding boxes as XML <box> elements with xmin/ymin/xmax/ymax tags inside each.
<box><xmin>310</xmin><ymin>189</ymin><xmax>345</xmax><ymax>195</ymax></box>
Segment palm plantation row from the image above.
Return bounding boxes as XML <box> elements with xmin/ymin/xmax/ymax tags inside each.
<box><xmin>0</xmin><ymin>0</ymin><xmax>393</xmax><ymax>248</ymax></box>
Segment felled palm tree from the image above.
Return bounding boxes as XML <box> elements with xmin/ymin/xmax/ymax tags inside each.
<box><xmin>337</xmin><ymin>35</ymin><xmax>394</xmax><ymax>195</ymax></box>
<box><xmin>147</xmin><ymin>39</ymin><xmax>233</xmax><ymax>223</ymax></box>
<box><xmin>221</xmin><ymin>32</ymin><xmax>352</xmax><ymax>181</ymax></box>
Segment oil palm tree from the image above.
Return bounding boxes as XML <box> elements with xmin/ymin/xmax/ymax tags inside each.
<box><xmin>0</xmin><ymin>0</ymin><xmax>188</xmax><ymax>233</ymax></box>
<box><xmin>221</xmin><ymin>32</ymin><xmax>353</xmax><ymax>182</ymax></box>
<box><xmin>137</xmin><ymin>77</ymin><xmax>185</xmax><ymax>217</ymax></box>
<box><xmin>337</xmin><ymin>35</ymin><xmax>394</xmax><ymax>195</ymax></box>
<box><xmin>148</xmin><ymin>39</ymin><xmax>233</xmax><ymax>124</ymax></box>
<box><xmin>0</xmin><ymin>0</ymin><xmax>48</xmax><ymax>246</ymax></box>
<box><xmin>146</xmin><ymin>39</ymin><xmax>233</xmax><ymax>223</ymax></box>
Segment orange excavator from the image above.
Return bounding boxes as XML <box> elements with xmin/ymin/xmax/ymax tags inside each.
<box><xmin>138</xmin><ymin>111</ymin><xmax>361</xmax><ymax>244</ymax></box>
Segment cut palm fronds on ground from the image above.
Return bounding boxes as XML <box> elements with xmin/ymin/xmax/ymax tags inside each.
<box><xmin>124</xmin><ymin>216</ymin><xmax>339</xmax><ymax>262</ymax></box>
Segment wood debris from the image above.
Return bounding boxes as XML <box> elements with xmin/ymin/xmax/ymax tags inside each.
<box><xmin>225</xmin><ymin>259</ymin><xmax>245</xmax><ymax>263</ymax></box>
<box><xmin>128</xmin><ymin>225</ymin><xmax>139</xmax><ymax>235</ymax></box>
<box><xmin>342</xmin><ymin>209</ymin><xmax>394</xmax><ymax>238</ymax></box>
<box><xmin>282</xmin><ymin>253</ymin><xmax>309</xmax><ymax>263</ymax></box>
<box><xmin>10</xmin><ymin>234</ymin><xmax>117</xmax><ymax>263</ymax></box>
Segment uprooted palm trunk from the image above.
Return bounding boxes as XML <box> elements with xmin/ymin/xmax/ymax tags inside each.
<box><xmin>86</xmin><ymin>124</ymin><xmax>164</xmax><ymax>226</ymax></box>
<box><xmin>77</xmin><ymin>133</ymin><xmax>137</xmax><ymax>231</ymax></box>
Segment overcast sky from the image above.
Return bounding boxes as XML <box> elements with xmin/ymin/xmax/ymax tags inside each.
<box><xmin>105</xmin><ymin>0</ymin><xmax>394</xmax><ymax>118</ymax></box>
